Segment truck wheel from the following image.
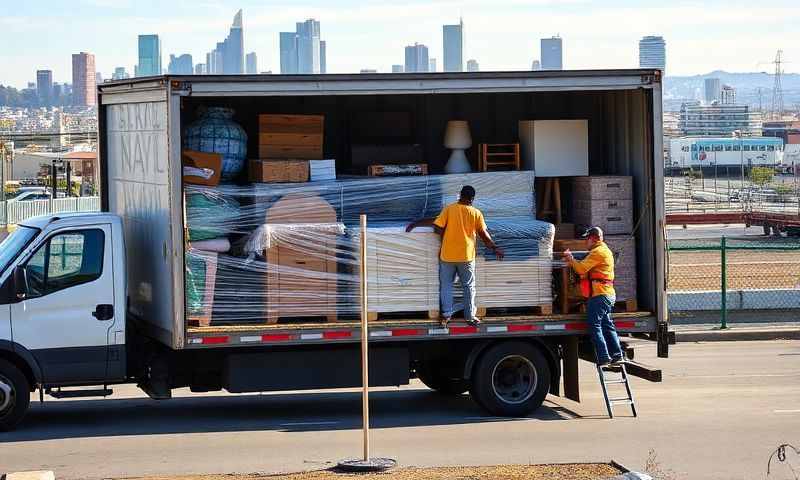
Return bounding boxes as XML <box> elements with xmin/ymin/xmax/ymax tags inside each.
<box><xmin>0</xmin><ymin>359</ymin><xmax>30</xmax><ymax>432</ymax></box>
<box><xmin>470</xmin><ymin>342</ymin><xmax>550</xmax><ymax>417</ymax></box>
<box><xmin>417</xmin><ymin>366</ymin><xmax>469</xmax><ymax>395</ymax></box>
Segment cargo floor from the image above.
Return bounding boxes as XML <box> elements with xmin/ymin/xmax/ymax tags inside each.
<box><xmin>187</xmin><ymin>310</ymin><xmax>653</xmax><ymax>334</ymax></box>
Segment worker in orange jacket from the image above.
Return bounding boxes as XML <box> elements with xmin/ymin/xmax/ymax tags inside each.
<box><xmin>564</xmin><ymin>227</ymin><xmax>625</xmax><ymax>367</ymax></box>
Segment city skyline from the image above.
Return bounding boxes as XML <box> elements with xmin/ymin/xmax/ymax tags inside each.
<box><xmin>2</xmin><ymin>1</ymin><xmax>799</xmax><ymax>87</ymax></box>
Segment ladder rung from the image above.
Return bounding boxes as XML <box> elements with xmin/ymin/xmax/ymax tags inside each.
<box><xmin>610</xmin><ymin>398</ymin><xmax>634</xmax><ymax>404</ymax></box>
<box><xmin>484</xmin><ymin>153</ymin><xmax>518</xmax><ymax>157</ymax></box>
<box><xmin>603</xmin><ymin>379</ymin><xmax>627</xmax><ymax>384</ymax></box>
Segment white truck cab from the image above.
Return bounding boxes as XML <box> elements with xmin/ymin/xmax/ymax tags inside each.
<box><xmin>0</xmin><ymin>213</ymin><xmax>126</xmax><ymax>430</ymax></box>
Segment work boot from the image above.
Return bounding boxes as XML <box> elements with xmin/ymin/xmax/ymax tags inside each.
<box><xmin>465</xmin><ymin>317</ymin><xmax>482</xmax><ymax>327</ymax></box>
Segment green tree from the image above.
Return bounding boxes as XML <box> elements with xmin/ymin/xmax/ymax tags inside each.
<box><xmin>750</xmin><ymin>167</ymin><xmax>774</xmax><ymax>187</ymax></box>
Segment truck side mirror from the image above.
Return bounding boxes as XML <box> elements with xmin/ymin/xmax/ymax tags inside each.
<box><xmin>13</xmin><ymin>266</ymin><xmax>28</xmax><ymax>300</ymax></box>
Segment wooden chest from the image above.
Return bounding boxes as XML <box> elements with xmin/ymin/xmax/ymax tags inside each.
<box><xmin>258</xmin><ymin>114</ymin><xmax>324</xmax><ymax>160</ymax></box>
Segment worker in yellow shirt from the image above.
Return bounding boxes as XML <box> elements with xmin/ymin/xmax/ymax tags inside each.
<box><xmin>564</xmin><ymin>227</ymin><xmax>624</xmax><ymax>367</ymax></box>
<box><xmin>406</xmin><ymin>186</ymin><xmax>504</xmax><ymax>326</ymax></box>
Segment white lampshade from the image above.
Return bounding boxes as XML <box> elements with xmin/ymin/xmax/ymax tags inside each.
<box><xmin>443</xmin><ymin>121</ymin><xmax>472</xmax><ymax>149</ymax></box>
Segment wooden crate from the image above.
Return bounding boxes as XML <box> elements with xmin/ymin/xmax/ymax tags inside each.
<box><xmin>367</xmin><ymin>163</ymin><xmax>428</xmax><ymax>177</ymax></box>
<box><xmin>259</xmin><ymin>114</ymin><xmax>324</xmax><ymax>160</ymax></box>
<box><xmin>249</xmin><ymin>159</ymin><xmax>309</xmax><ymax>183</ymax></box>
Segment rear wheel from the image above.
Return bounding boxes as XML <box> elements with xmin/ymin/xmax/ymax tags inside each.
<box><xmin>0</xmin><ymin>358</ymin><xmax>31</xmax><ymax>432</ymax></box>
<box><xmin>417</xmin><ymin>365</ymin><xmax>469</xmax><ymax>395</ymax></box>
<box><xmin>470</xmin><ymin>342</ymin><xmax>551</xmax><ymax>417</ymax></box>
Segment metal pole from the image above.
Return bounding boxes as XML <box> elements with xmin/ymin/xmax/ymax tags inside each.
<box><xmin>720</xmin><ymin>236</ymin><xmax>728</xmax><ymax>329</ymax></box>
<box><xmin>359</xmin><ymin>214</ymin><xmax>370</xmax><ymax>461</ymax></box>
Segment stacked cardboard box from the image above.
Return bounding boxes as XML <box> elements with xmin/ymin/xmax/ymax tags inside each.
<box><xmin>251</xmin><ymin>114</ymin><xmax>324</xmax><ymax>183</ymax></box>
<box><xmin>572</xmin><ymin>176</ymin><xmax>633</xmax><ymax>235</ymax></box>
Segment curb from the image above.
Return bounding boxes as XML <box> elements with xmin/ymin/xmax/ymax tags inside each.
<box><xmin>3</xmin><ymin>472</ymin><xmax>55</xmax><ymax>480</ymax></box>
<box><xmin>676</xmin><ymin>328</ymin><xmax>800</xmax><ymax>342</ymax></box>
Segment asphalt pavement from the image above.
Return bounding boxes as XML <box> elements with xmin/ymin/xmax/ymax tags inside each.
<box><xmin>2</xmin><ymin>340</ymin><xmax>798</xmax><ymax>480</ymax></box>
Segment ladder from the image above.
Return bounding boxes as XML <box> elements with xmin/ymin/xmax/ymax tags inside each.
<box><xmin>596</xmin><ymin>363</ymin><xmax>637</xmax><ymax>418</ymax></box>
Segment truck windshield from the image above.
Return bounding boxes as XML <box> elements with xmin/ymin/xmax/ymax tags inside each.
<box><xmin>0</xmin><ymin>226</ymin><xmax>40</xmax><ymax>276</ymax></box>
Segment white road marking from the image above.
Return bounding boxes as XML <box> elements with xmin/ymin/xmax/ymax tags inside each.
<box><xmin>773</xmin><ymin>409</ymin><xmax>800</xmax><ymax>413</ymax></box>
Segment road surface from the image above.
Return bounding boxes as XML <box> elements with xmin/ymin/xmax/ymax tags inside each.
<box><xmin>2</xmin><ymin>341</ymin><xmax>798</xmax><ymax>480</ymax></box>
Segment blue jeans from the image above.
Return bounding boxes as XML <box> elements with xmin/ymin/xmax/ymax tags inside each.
<box><xmin>439</xmin><ymin>260</ymin><xmax>476</xmax><ymax>319</ymax></box>
<box><xmin>587</xmin><ymin>295</ymin><xmax>623</xmax><ymax>364</ymax></box>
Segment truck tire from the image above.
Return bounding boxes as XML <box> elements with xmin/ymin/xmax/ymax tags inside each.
<box><xmin>417</xmin><ymin>366</ymin><xmax>469</xmax><ymax>395</ymax></box>
<box><xmin>469</xmin><ymin>341</ymin><xmax>550</xmax><ymax>417</ymax></box>
<box><xmin>0</xmin><ymin>358</ymin><xmax>31</xmax><ymax>432</ymax></box>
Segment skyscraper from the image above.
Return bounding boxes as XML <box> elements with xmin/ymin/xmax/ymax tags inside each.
<box><xmin>222</xmin><ymin>10</ymin><xmax>244</xmax><ymax>74</ymax></box>
<box><xmin>168</xmin><ymin>54</ymin><xmax>193</xmax><ymax>74</ymax></box>
<box><xmin>392</xmin><ymin>64</ymin><xmax>404</xmax><ymax>73</ymax></box>
<box><xmin>638</xmin><ymin>36</ymin><xmax>666</xmax><ymax>72</ymax></box>
<box><xmin>429</xmin><ymin>58</ymin><xmax>437</xmax><ymax>72</ymax></box>
<box><xmin>71</xmin><ymin>52</ymin><xmax>96</xmax><ymax>106</ymax></box>
<box><xmin>195</xmin><ymin>63</ymin><xmax>207</xmax><ymax>75</ymax></box>
<box><xmin>404</xmin><ymin>43</ymin><xmax>429</xmax><ymax>73</ymax></box>
<box><xmin>36</xmin><ymin>70</ymin><xmax>53</xmax><ymax>106</ymax></box>
<box><xmin>443</xmin><ymin>19</ymin><xmax>463</xmax><ymax>72</ymax></box>
<box><xmin>112</xmin><ymin>67</ymin><xmax>130</xmax><ymax>80</ymax></box>
<box><xmin>136</xmin><ymin>35</ymin><xmax>162</xmax><ymax>76</ymax></box>
<box><xmin>466</xmin><ymin>59</ymin><xmax>479</xmax><ymax>72</ymax></box>
<box><xmin>704</xmin><ymin>77</ymin><xmax>721</xmax><ymax>104</ymax></box>
<box><xmin>280</xmin><ymin>19</ymin><xmax>326</xmax><ymax>74</ymax></box>
<box><xmin>207</xmin><ymin>42</ymin><xmax>224</xmax><ymax>74</ymax></box>
<box><xmin>245</xmin><ymin>52</ymin><xmax>258</xmax><ymax>74</ymax></box>
<box><xmin>540</xmin><ymin>36</ymin><xmax>562</xmax><ymax>70</ymax></box>
<box><xmin>320</xmin><ymin>41</ymin><xmax>327</xmax><ymax>74</ymax></box>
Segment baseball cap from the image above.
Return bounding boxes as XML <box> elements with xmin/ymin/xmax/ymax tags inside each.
<box><xmin>581</xmin><ymin>226</ymin><xmax>604</xmax><ymax>239</ymax></box>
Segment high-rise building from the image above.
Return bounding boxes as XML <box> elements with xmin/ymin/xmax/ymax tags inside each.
<box><xmin>195</xmin><ymin>63</ymin><xmax>207</xmax><ymax>75</ymax></box>
<box><xmin>721</xmin><ymin>85</ymin><xmax>736</xmax><ymax>105</ymax></box>
<box><xmin>207</xmin><ymin>42</ymin><xmax>225</xmax><ymax>74</ymax></box>
<box><xmin>136</xmin><ymin>34</ymin><xmax>162</xmax><ymax>76</ymax></box>
<box><xmin>679</xmin><ymin>102</ymin><xmax>762</xmax><ymax>136</ymax></box>
<box><xmin>531</xmin><ymin>59</ymin><xmax>541</xmax><ymax>70</ymax></box>
<box><xmin>245</xmin><ymin>52</ymin><xmax>258</xmax><ymax>74</ymax></box>
<box><xmin>704</xmin><ymin>77</ymin><xmax>721</xmax><ymax>104</ymax></box>
<box><xmin>638</xmin><ymin>36</ymin><xmax>666</xmax><ymax>72</ymax></box>
<box><xmin>391</xmin><ymin>64</ymin><xmax>404</xmax><ymax>73</ymax></box>
<box><xmin>429</xmin><ymin>58</ymin><xmax>437</xmax><ymax>72</ymax></box>
<box><xmin>540</xmin><ymin>36</ymin><xmax>562</xmax><ymax>70</ymax></box>
<box><xmin>168</xmin><ymin>54</ymin><xmax>193</xmax><ymax>74</ymax></box>
<box><xmin>36</xmin><ymin>70</ymin><xmax>53</xmax><ymax>106</ymax></box>
<box><xmin>443</xmin><ymin>19</ymin><xmax>463</xmax><ymax>72</ymax></box>
<box><xmin>112</xmin><ymin>67</ymin><xmax>130</xmax><ymax>80</ymax></box>
<box><xmin>466</xmin><ymin>59</ymin><xmax>479</xmax><ymax>72</ymax></box>
<box><xmin>280</xmin><ymin>19</ymin><xmax>326</xmax><ymax>74</ymax></box>
<box><xmin>404</xmin><ymin>43</ymin><xmax>429</xmax><ymax>73</ymax></box>
<box><xmin>71</xmin><ymin>52</ymin><xmax>96</xmax><ymax>106</ymax></box>
<box><xmin>320</xmin><ymin>41</ymin><xmax>327</xmax><ymax>74</ymax></box>
<box><xmin>222</xmin><ymin>10</ymin><xmax>244</xmax><ymax>74</ymax></box>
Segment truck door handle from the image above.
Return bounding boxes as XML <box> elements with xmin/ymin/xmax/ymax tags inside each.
<box><xmin>92</xmin><ymin>304</ymin><xmax>114</xmax><ymax>321</ymax></box>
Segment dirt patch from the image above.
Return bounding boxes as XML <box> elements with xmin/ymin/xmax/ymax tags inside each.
<box><xmin>668</xmin><ymin>250</ymin><xmax>800</xmax><ymax>291</ymax></box>
<box><xmin>133</xmin><ymin>463</ymin><xmax>622</xmax><ymax>480</ymax></box>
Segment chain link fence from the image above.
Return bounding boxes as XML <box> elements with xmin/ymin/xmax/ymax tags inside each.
<box><xmin>667</xmin><ymin>237</ymin><xmax>800</xmax><ymax>326</ymax></box>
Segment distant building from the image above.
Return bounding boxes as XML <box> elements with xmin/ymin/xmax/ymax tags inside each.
<box><xmin>540</xmin><ymin>36</ymin><xmax>562</xmax><ymax>70</ymax></box>
<box><xmin>360</xmin><ymin>69</ymin><xmax>378</xmax><ymax>73</ymax></box>
<box><xmin>404</xmin><ymin>43</ymin><xmax>429</xmax><ymax>73</ymax></box>
<box><xmin>136</xmin><ymin>35</ymin><xmax>162</xmax><ymax>77</ymax></box>
<box><xmin>391</xmin><ymin>64</ymin><xmax>404</xmax><ymax>73</ymax></box>
<box><xmin>245</xmin><ymin>52</ymin><xmax>258</xmax><ymax>74</ymax></box>
<box><xmin>679</xmin><ymin>102</ymin><xmax>762</xmax><ymax>136</ymax></box>
<box><xmin>71</xmin><ymin>52</ymin><xmax>96</xmax><ymax>106</ymax></box>
<box><xmin>112</xmin><ymin>67</ymin><xmax>130</xmax><ymax>80</ymax></box>
<box><xmin>95</xmin><ymin>72</ymin><xmax>104</xmax><ymax>84</ymax></box>
<box><xmin>721</xmin><ymin>85</ymin><xmax>736</xmax><ymax>105</ymax></box>
<box><xmin>207</xmin><ymin>42</ymin><xmax>224</xmax><ymax>74</ymax></box>
<box><xmin>531</xmin><ymin>60</ymin><xmax>541</xmax><ymax>71</ymax></box>
<box><xmin>429</xmin><ymin>58</ymin><xmax>437</xmax><ymax>72</ymax></box>
<box><xmin>205</xmin><ymin>10</ymin><xmax>244</xmax><ymax>75</ymax></box>
<box><xmin>704</xmin><ymin>77</ymin><xmax>721</xmax><ymax>104</ymax></box>
<box><xmin>36</xmin><ymin>70</ymin><xmax>53</xmax><ymax>106</ymax></box>
<box><xmin>168</xmin><ymin>54</ymin><xmax>193</xmax><ymax>74</ymax></box>
<box><xmin>466</xmin><ymin>59</ymin><xmax>479</xmax><ymax>72</ymax></box>
<box><xmin>443</xmin><ymin>19</ymin><xmax>463</xmax><ymax>72</ymax></box>
<box><xmin>638</xmin><ymin>36</ymin><xmax>666</xmax><ymax>72</ymax></box>
<box><xmin>194</xmin><ymin>63</ymin><xmax>207</xmax><ymax>75</ymax></box>
<box><xmin>280</xmin><ymin>19</ymin><xmax>325</xmax><ymax>74</ymax></box>
<box><xmin>763</xmin><ymin>120</ymin><xmax>800</xmax><ymax>145</ymax></box>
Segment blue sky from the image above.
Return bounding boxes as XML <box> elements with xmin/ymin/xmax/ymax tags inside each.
<box><xmin>2</xmin><ymin>0</ymin><xmax>798</xmax><ymax>88</ymax></box>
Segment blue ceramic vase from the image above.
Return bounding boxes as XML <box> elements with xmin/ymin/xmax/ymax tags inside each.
<box><xmin>184</xmin><ymin>107</ymin><xmax>248</xmax><ymax>180</ymax></box>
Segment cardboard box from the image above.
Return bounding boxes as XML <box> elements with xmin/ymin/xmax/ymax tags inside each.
<box><xmin>249</xmin><ymin>159</ymin><xmax>309</xmax><ymax>183</ymax></box>
<box><xmin>182</xmin><ymin>150</ymin><xmax>222</xmax><ymax>186</ymax></box>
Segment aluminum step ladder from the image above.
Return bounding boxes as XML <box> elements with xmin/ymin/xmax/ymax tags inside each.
<box><xmin>596</xmin><ymin>363</ymin><xmax>637</xmax><ymax>418</ymax></box>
